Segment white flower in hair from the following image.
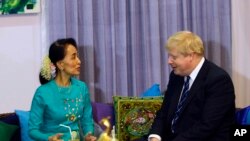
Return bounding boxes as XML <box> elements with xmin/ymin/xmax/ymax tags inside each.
<box><xmin>41</xmin><ymin>55</ymin><xmax>55</xmax><ymax>80</ymax></box>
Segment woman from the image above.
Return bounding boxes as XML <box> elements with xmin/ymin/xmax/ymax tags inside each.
<box><xmin>29</xmin><ymin>38</ymin><xmax>97</xmax><ymax>141</ymax></box>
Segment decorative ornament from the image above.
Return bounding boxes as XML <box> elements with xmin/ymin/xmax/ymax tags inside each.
<box><xmin>97</xmin><ymin>117</ymin><xmax>118</xmax><ymax>141</ymax></box>
<box><xmin>69</xmin><ymin>114</ymin><xmax>76</xmax><ymax>121</ymax></box>
<box><xmin>64</xmin><ymin>97</ymin><xmax>81</xmax><ymax>122</ymax></box>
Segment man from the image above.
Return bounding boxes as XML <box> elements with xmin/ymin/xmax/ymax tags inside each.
<box><xmin>148</xmin><ymin>31</ymin><xmax>235</xmax><ymax>141</ymax></box>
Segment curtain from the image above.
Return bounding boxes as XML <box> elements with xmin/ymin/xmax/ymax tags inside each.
<box><xmin>41</xmin><ymin>0</ymin><xmax>231</xmax><ymax>103</ymax></box>
<box><xmin>232</xmin><ymin>0</ymin><xmax>250</xmax><ymax>108</ymax></box>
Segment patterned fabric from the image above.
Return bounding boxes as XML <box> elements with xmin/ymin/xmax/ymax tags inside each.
<box><xmin>113</xmin><ymin>96</ymin><xmax>163</xmax><ymax>141</ymax></box>
<box><xmin>171</xmin><ymin>76</ymin><xmax>190</xmax><ymax>133</ymax></box>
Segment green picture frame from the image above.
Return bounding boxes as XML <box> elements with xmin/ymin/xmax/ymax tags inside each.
<box><xmin>0</xmin><ymin>0</ymin><xmax>40</xmax><ymax>15</ymax></box>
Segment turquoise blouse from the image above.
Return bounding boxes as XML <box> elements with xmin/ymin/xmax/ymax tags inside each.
<box><xmin>28</xmin><ymin>77</ymin><xmax>94</xmax><ymax>141</ymax></box>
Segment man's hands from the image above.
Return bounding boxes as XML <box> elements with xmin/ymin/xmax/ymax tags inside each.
<box><xmin>48</xmin><ymin>133</ymin><xmax>63</xmax><ymax>141</ymax></box>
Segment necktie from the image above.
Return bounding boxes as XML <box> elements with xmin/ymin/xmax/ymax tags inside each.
<box><xmin>171</xmin><ymin>76</ymin><xmax>190</xmax><ymax>133</ymax></box>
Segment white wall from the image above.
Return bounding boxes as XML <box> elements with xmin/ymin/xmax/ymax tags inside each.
<box><xmin>0</xmin><ymin>14</ymin><xmax>41</xmax><ymax>113</ymax></box>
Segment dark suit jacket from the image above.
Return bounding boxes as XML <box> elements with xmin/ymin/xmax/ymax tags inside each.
<box><xmin>148</xmin><ymin>59</ymin><xmax>236</xmax><ymax>141</ymax></box>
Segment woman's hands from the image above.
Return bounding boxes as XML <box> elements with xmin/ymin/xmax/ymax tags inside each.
<box><xmin>48</xmin><ymin>132</ymin><xmax>96</xmax><ymax>141</ymax></box>
<box><xmin>48</xmin><ymin>133</ymin><xmax>63</xmax><ymax>141</ymax></box>
<box><xmin>84</xmin><ymin>133</ymin><xmax>97</xmax><ymax>141</ymax></box>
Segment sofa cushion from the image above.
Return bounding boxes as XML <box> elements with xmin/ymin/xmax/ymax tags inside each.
<box><xmin>91</xmin><ymin>102</ymin><xmax>115</xmax><ymax>129</ymax></box>
<box><xmin>15</xmin><ymin>110</ymin><xmax>34</xmax><ymax>141</ymax></box>
<box><xmin>0</xmin><ymin>121</ymin><xmax>18</xmax><ymax>141</ymax></box>
<box><xmin>113</xmin><ymin>96</ymin><xmax>163</xmax><ymax>141</ymax></box>
<box><xmin>236</xmin><ymin>105</ymin><xmax>250</xmax><ymax>125</ymax></box>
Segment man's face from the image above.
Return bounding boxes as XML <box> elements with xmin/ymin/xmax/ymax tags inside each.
<box><xmin>167</xmin><ymin>48</ymin><xmax>192</xmax><ymax>76</ymax></box>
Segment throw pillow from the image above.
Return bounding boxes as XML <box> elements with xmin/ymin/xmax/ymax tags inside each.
<box><xmin>113</xmin><ymin>96</ymin><xmax>163</xmax><ymax>141</ymax></box>
<box><xmin>0</xmin><ymin>121</ymin><xmax>18</xmax><ymax>141</ymax></box>
<box><xmin>15</xmin><ymin>110</ymin><xmax>34</xmax><ymax>141</ymax></box>
<box><xmin>140</xmin><ymin>84</ymin><xmax>161</xmax><ymax>97</ymax></box>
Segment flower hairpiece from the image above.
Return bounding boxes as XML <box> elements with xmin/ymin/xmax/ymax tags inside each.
<box><xmin>40</xmin><ymin>55</ymin><xmax>56</xmax><ymax>80</ymax></box>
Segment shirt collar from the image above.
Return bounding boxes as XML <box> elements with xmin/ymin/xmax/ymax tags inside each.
<box><xmin>188</xmin><ymin>57</ymin><xmax>205</xmax><ymax>84</ymax></box>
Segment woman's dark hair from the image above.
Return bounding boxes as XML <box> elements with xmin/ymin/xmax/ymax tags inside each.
<box><xmin>39</xmin><ymin>38</ymin><xmax>77</xmax><ymax>84</ymax></box>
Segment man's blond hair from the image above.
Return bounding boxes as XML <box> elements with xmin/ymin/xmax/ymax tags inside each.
<box><xmin>166</xmin><ymin>31</ymin><xmax>204</xmax><ymax>56</ymax></box>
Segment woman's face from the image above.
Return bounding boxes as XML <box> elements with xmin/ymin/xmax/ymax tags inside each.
<box><xmin>58</xmin><ymin>44</ymin><xmax>81</xmax><ymax>76</ymax></box>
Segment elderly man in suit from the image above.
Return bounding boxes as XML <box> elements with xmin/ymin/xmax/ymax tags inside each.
<box><xmin>147</xmin><ymin>31</ymin><xmax>235</xmax><ymax>141</ymax></box>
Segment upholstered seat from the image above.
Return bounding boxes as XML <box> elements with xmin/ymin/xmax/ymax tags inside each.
<box><xmin>236</xmin><ymin>106</ymin><xmax>250</xmax><ymax>125</ymax></box>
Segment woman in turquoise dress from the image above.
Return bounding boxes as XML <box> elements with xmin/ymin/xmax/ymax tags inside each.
<box><xmin>28</xmin><ymin>38</ymin><xmax>97</xmax><ymax>141</ymax></box>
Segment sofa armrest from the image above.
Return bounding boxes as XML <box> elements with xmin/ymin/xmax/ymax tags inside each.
<box><xmin>0</xmin><ymin>113</ymin><xmax>21</xmax><ymax>141</ymax></box>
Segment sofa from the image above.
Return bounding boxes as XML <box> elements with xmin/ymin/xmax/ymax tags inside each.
<box><xmin>1</xmin><ymin>101</ymin><xmax>249</xmax><ymax>141</ymax></box>
<box><xmin>0</xmin><ymin>96</ymin><xmax>163</xmax><ymax>141</ymax></box>
<box><xmin>0</xmin><ymin>99</ymin><xmax>158</xmax><ymax>141</ymax></box>
<box><xmin>0</xmin><ymin>84</ymin><xmax>163</xmax><ymax>141</ymax></box>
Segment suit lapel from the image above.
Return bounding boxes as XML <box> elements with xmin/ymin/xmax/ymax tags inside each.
<box><xmin>178</xmin><ymin>60</ymin><xmax>209</xmax><ymax>115</ymax></box>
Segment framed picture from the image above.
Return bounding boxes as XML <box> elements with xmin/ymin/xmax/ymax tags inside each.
<box><xmin>0</xmin><ymin>0</ymin><xmax>40</xmax><ymax>15</ymax></box>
